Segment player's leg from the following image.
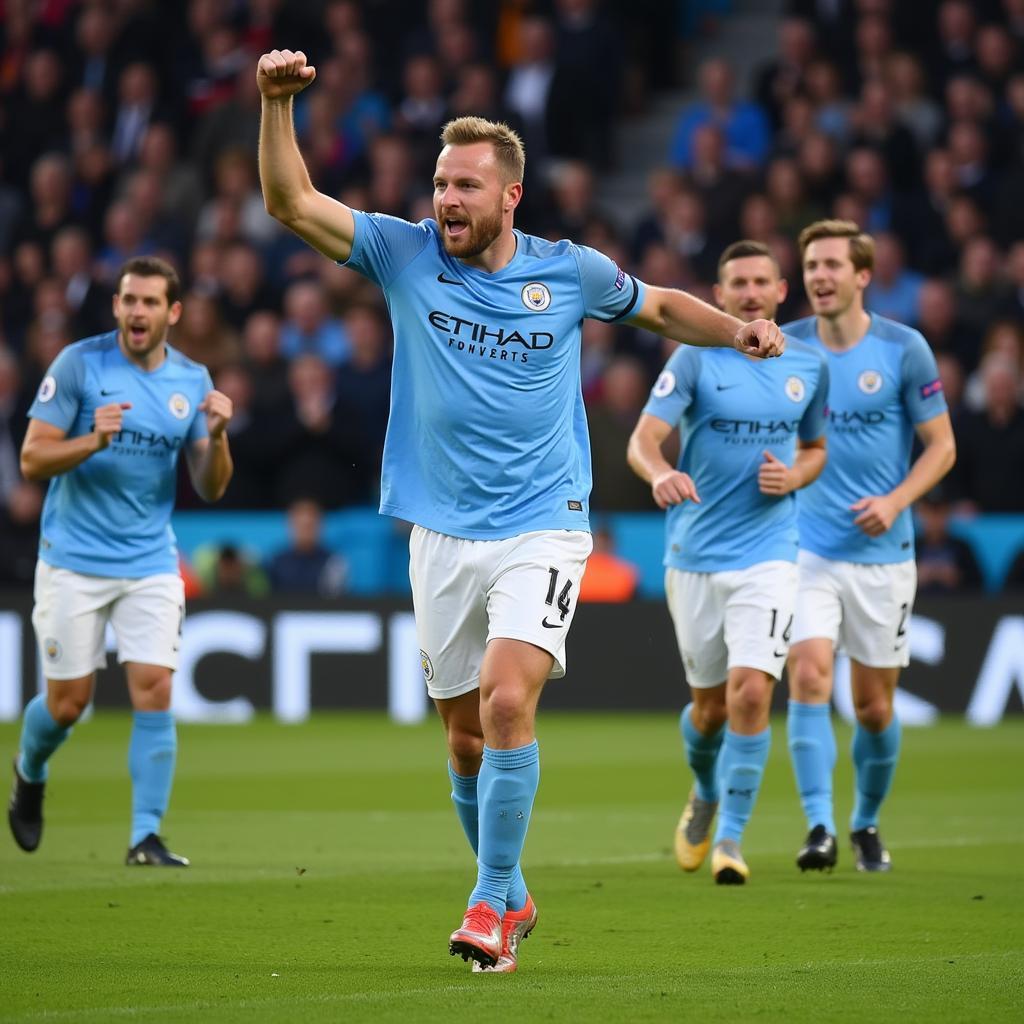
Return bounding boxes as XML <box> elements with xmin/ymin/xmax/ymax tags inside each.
<box><xmin>712</xmin><ymin>561</ymin><xmax>797</xmax><ymax>884</ymax></box>
<box><xmin>11</xmin><ymin>563</ymin><xmax>108</xmax><ymax>852</ymax></box>
<box><xmin>842</xmin><ymin>560</ymin><xmax>915</xmax><ymax>872</ymax></box>
<box><xmin>665</xmin><ymin>568</ymin><xmax>727</xmax><ymax>871</ymax></box>
<box><xmin>112</xmin><ymin>573</ymin><xmax>188</xmax><ymax>866</ymax></box>
<box><xmin>787</xmin><ymin>552</ymin><xmax>843</xmax><ymax>870</ymax></box>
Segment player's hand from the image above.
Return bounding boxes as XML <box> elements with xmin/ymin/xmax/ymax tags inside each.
<box><xmin>256</xmin><ymin>49</ymin><xmax>316</xmax><ymax>100</ymax></box>
<box><xmin>200</xmin><ymin>390</ymin><xmax>233</xmax><ymax>438</ymax></box>
<box><xmin>758</xmin><ymin>450</ymin><xmax>796</xmax><ymax>495</ymax></box>
<box><xmin>851</xmin><ymin>494</ymin><xmax>901</xmax><ymax>536</ymax></box>
<box><xmin>651</xmin><ymin>469</ymin><xmax>700</xmax><ymax>509</ymax></box>
<box><xmin>734</xmin><ymin>319</ymin><xmax>785</xmax><ymax>359</ymax></box>
<box><xmin>93</xmin><ymin>402</ymin><xmax>131</xmax><ymax>451</ymax></box>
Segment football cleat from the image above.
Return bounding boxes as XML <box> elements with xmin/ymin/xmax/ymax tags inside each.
<box><xmin>8</xmin><ymin>759</ymin><xmax>45</xmax><ymax>852</ymax></box>
<box><xmin>125</xmin><ymin>833</ymin><xmax>190</xmax><ymax>867</ymax></box>
<box><xmin>712</xmin><ymin>839</ymin><xmax>750</xmax><ymax>885</ymax></box>
<box><xmin>674</xmin><ymin>788</ymin><xmax>717</xmax><ymax>872</ymax></box>
<box><xmin>850</xmin><ymin>827</ymin><xmax>892</xmax><ymax>872</ymax></box>
<box><xmin>796</xmin><ymin>824</ymin><xmax>838</xmax><ymax>872</ymax></box>
<box><xmin>472</xmin><ymin>894</ymin><xmax>538</xmax><ymax>973</ymax></box>
<box><xmin>449</xmin><ymin>901</ymin><xmax>502</xmax><ymax>967</ymax></box>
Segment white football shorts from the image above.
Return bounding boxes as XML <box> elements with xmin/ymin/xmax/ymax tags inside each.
<box><xmin>32</xmin><ymin>561</ymin><xmax>185</xmax><ymax>680</ymax></box>
<box><xmin>790</xmin><ymin>550</ymin><xmax>917</xmax><ymax>668</ymax></box>
<box><xmin>408</xmin><ymin>526</ymin><xmax>593</xmax><ymax>701</ymax></box>
<box><xmin>665</xmin><ymin>560</ymin><xmax>799</xmax><ymax>688</ymax></box>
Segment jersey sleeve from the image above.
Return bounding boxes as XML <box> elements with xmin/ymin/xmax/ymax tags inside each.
<box><xmin>642</xmin><ymin>346</ymin><xmax>700</xmax><ymax>427</ymax></box>
<box><xmin>799</xmin><ymin>353</ymin><xmax>830</xmax><ymax>441</ymax></box>
<box><xmin>187</xmin><ymin>368</ymin><xmax>214</xmax><ymax>444</ymax></box>
<box><xmin>27</xmin><ymin>345</ymin><xmax>84</xmax><ymax>431</ymax></box>
<box><xmin>900</xmin><ymin>331</ymin><xmax>948</xmax><ymax>424</ymax></box>
<box><xmin>340</xmin><ymin>211</ymin><xmax>433</xmax><ymax>289</ymax></box>
<box><xmin>572</xmin><ymin>244</ymin><xmax>645</xmax><ymax>323</ymax></box>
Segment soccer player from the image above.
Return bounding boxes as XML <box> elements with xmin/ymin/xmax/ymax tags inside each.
<box><xmin>628</xmin><ymin>240</ymin><xmax>829</xmax><ymax>884</ymax></box>
<box><xmin>256</xmin><ymin>48</ymin><xmax>784</xmax><ymax>970</ymax></box>
<box><xmin>784</xmin><ymin>221</ymin><xmax>955</xmax><ymax>873</ymax></box>
<box><xmin>8</xmin><ymin>256</ymin><xmax>234</xmax><ymax>867</ymax></box>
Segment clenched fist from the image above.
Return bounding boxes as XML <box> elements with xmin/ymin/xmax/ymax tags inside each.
<box><xmin>256</xmin><ymin>49</ymin><xmax>317</xmax><ymax>100</ymax></box>
<box><xmin>93</xmin><ymin>402</ymin><xmax>131</xmax><ymax>450</ymax></box>
<box><xmin>199</xmin><ymin>390</ymin><xmax>233</xmax><ymax>438</ymax></box>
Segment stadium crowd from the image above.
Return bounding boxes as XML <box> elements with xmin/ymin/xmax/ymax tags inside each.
<box><xmin>0</xmin><ymin>0</ymin><xmax>1023</xmax><ymax>592</ymax></box>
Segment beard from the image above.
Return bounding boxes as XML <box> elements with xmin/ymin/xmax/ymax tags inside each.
<box><xmin>439</xmin><ymin>202</ymin><xmax>504</xmax><ymax>259</ymax></box>
<box><xmin>119</xmin><ymin>321</ymin><xmax>167</xmax><ymax>360</ymax></box>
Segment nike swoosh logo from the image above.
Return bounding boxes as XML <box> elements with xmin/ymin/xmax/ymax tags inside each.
<box><xmin>100</xmin><ymin>389</ymin><xmax>118</xmax><ymax>396</ymax></box>
<box><xmin>716</xmin><ymin>384</ymin><xmax>739</xmax><ymax>391</ymax></box>
<box><xmin>541</xmin><ymin>617</ymin><xmax>564</xmax><ymax>629</ymax></box>
<box><xmin>773</xmin><ymin>649</ymin><xmax>788</xmax><ymax>658</ymax></box>
<box><xmin>437</xmin><ymin>272</ymin><xmax>464</xmax><ymax>286</ymax></box>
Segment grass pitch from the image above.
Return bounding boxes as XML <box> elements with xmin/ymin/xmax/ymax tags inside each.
<box><xmin>1</xmin><ymin>712</ymin><xmax>1021</xmax><ymax>1023</ymax></box>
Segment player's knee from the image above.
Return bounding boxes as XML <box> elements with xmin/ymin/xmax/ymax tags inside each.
<box><xmin>480</xmin><ymin>684</ymin><xmax>529</xmax><ymax>736</ymax></box>
<box><xmin>789</xmin><ymin>657</ymin><xmax>831</xmax><ymax>703</ymax></box>
<box><xmin>729</xmin><ymin>672</ymin><xmax>773</xmax><ymax>721</ymax></box>
<box><xmin>447</xmin><ymin>727</ymin><xmax>483</xmax><ymax>771</ymax></box>
<box><xmin>854</xmin><ymin>694</ymin><xmax>892</xmax><ymax>732</ymax></box>
<box><xmin>691</xmin><ymin>696</ymin><xmax>727</xmax><ymax>734</ymax></box>
<box><xmin>49</xmin><ymin>694</ymin><xmax>88</xmax><ymax>726</ymax></box>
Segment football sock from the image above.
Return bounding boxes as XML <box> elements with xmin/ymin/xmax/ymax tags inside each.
<box><xmin>129</xmin><ymin>710</ymin><xmax>177</xmax><ymax>847</ymax></box>
<box><xmin>449</xmin><ymin>763</ymin><xmax>528</xmax><ymax>912</ymax></box>
<box><xmin>787</xmin><ymin>700</ymin><xmax>837</xmax><ymax>834</ymax></box>
<box><xmin>18</xmin><ymin>694</ymin><xmax>72</xmax><ymax>783</ymax></box>
<box><xmin>469</xmin><ymin>741</ymin><xmax>539</xmax><ymax>918</ymax></box>
<box><xmin>714</xmin><ymin>727</ymin><xmax>771</xmax><ymax>844</ymax></box>
<box><xmin>851</xmin><ymin>716</ymin><xmax>901</xmax><ymax>831</ymax></box>
<box><xmin>681</xmin><ymin>703</ymin><xmax>725</xmax><ymax>802</ymax></box>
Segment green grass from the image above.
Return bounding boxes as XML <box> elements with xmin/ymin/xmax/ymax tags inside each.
<box><xmin>1</xmin><ymin>713</ymin><xmax>1022</xmax><ymax>1023</ymax></box>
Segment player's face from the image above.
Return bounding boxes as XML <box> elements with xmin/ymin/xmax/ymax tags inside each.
<box><xmin>713</xmin><ymin>255</ymin><xmax>787</xmax><ymax>322</ymax></box>
<box><xmin>113</xmin><ymin>274</ymin><xmax>182</xmax><ymax>359</ymax></box>
<box><xmin>432</xmin><ymin>142</ymin><xmax>512</xmax><ymax>259</ymax></box>
<box><xmin>802</xmin><ymin>237</ymin><xmax>871</xmax><ymax>319</ymax></box>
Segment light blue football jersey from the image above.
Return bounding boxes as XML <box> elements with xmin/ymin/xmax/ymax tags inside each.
<box><xmin>28</xmin><ymin>331</ymin><xmax>212</xmax><ymax>578</ymax></box>
<box><xmin>342</xmin><ymin>213</ymin><xmax>644</xmax><ymax>538</ymax></box>
<box><xmin>643</xmin><ymin>341</ymin><xmax>829</xmax><ymax>573</ymax></box>
<box><xmin>782</xmin><ymin>314</ymin><xmax>947</xmax><ymax>564</ymax></box>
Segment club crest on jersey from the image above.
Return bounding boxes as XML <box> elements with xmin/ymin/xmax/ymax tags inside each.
<box><xmin>521</xmin><ymin>282</ymin><xmax>551</xmax><ymax>311</ymax></box>
<box><xmin>858</xmin><ymin>370</ymin><xmax>883</xmax><ymax>394</ymax></box>
<box><xmin>168</xmin><ymin>393</ymin><xmax>190</xmax><ymax>419</ymax></box>
<box><xmin>785</xmin><ymin>376</ymin><xmax>805</xmax><ymax>402</ymax></box>
<box><xmin>37</xmin><ymin>375</ymin><xmax>57</xmax><ymax>403</ymax></box>
<box><xmin>44</xmin><ymin>637</ymin><xmax>62</xmax><ymax>662</ymax></box>
<box><xmin>652</xmin><ymin>370</ymin><xmax>676</xmax><ymax>398</ymax></box>
<box><xmin>419</xmin><ymin>649</ymin><xmax>435</xmax><ymax>682</ymax></box>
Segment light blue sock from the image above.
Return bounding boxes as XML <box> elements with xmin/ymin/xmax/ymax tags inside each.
<box><xmin>714</xmin><ymin>728</ymin><xmax>771</xmax><ymax>845</ymax></box>
<box><xmin>787</xmin><ymin>700</ymin><xmax>837</xmax><ymax>834</ymax></box>
<box><xmin>18</xmin><ymin>694</ymin><xmax>72</xmax><ymax>783</ymax></box>
<box><xmin>681</xmin><ymin>703</ymin><xmax>725</xmax><ymax>802</ymax></box>
<box><xmin>469</xmin><ymin>741</ymin><xmax>539</xmax><ymax>918</ymax></box>
<box><xmin>129</xmin><ymin>711</ymin><xmax>177</xmax><ymax>847</ymax></box>
<box><xmin>851</xmin><ymin>717</ymin><xmax>901</xmax><ymax>831</ymax></box>
<box><xmin>449</xmin><ymin>763</ymin><xmax>529</xmax><ymax>912</ymax></box>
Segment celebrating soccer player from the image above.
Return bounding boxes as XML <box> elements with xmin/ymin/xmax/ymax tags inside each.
<box><xmin>8</xmin><ymin>257</ymin><xmax>234</xmax><ymax>867</ymax></box>
<box><xmin>783</xmin><ymin>220</ymin><xmax>955</xmax><ymax>873</ymax></box>
<box><xmin>255</xmin><ymin>48</ymin><xmax>783</xmax><ymax>970</ymax></box>
<box><xmin>628</xmin><ymin>241</ymin><xmax>829</xmax><ymax>884</ymax></box>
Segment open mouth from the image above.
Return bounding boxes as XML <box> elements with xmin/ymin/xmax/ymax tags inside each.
<box><xmin>129</xmin><ymin>324</ymin><xmax>148</xmax><ymax>342</ymax></box>
<box><xmin>444</xmin><ymin>219</ymin><xmax>468</xmax><ymax>239</ymax></box>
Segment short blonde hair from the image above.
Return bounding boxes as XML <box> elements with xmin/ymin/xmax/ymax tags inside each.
<box><xmin>440</xmin><ymin>117</ymin><xmax>525</xmax><ymax>185</ymax></box>
<box><xmin>798</xmin><ymin>219</ymin><xmax>875</xmax><ymax>271</ymax></box>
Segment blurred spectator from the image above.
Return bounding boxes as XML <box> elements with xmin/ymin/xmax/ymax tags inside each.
<box><xmin>137</xmin><ymin>122</ymin><xmax>205</xmax><ymax>236</ymax></box>
<box><xmin>6</xmin><ymin>49</ymin><xmax>66</xmax><ymax>188</ymax></box>
<box><xmin>395</xmin><ymin>53</ymin><xmax>448</xmax><ymax>176</ymax></box>
<box><xmin>581</xmin><ymin>318</ymin><xmax>617</xmax><ymax>402</ymax></box>
<box><xmin>797</xmin><ymin>132</ymin><xmax>843</xmax><ymax>208</ymax></box>
<box><xmin>110</xmin><ymin>62</ymin><xmax>162</xmax><ymax>166</ymax></box>
<box><xmin>69</xmin><ymin>3</ymin><xmax>124</xmax><ymax>104</ymax></box>
<box><xmin>950</xmin><ymin>353</ymin><xmax>1024</xmax><ymax>512</ymax></box>
<box><xmin>929</xmin><ymin>0</ymin><xmax>979</xmax><ymax>90</ymax></box>
<box><xmin>504</xmin><ymin>15</ymin><xmax>557</xmax><ymax>173</ymax></box>
<box><xmin>663</xmin><ymin>189</ymin><xmax>720</xmax><ymax>283</ymax></box>
<box><xmin>267</xmin><ymin>498</ymin><xmax>347</xmax><ymax>597</ymax></box>
<box><xmin>578</xmin><ymin>522</ymin><xmax>640</xmax><ymax>602</ymax></box>
<box><xmin>194</xmin><ymin>543</ymin><xmax>270</xmax><ymax>596</ymax></box>
<box><xmin>0</xmin><ymin>481</ymin><xmax>43</xmax><ymax>586</ymax></box>
<box><xmin>588</xmin><ymin>356</ymin><xmax>656</xmax><ymax>511</ymax></box>
<box><xmin>865</xmin><ymin>232</ymin><xmax>924</xmax><ymax>325</ymax></box>
<box><xmin>848</xmin><ymin>78</ymin><xmax>920</xmax><ymax>190</ymax></box>
<box><xmin>191</xmin><ymin>64</ymin><xmax>263</xmax><ymax>182</ymax></box>
<box><xmin>195</xmin><ymin>147</ymin><xmax>278</xmax><ymax>249</ymax></box>
<box><xmin>669</xmin><ymin>58</ymin><xmax>771</xmax><ymax>171</ymax></box>
<box><xmin>686</xmin><ymin>124</ymin><xmax>753</xmax><ymax>243</ymax></box>
<box><xmin>280</xmin><ymin>280</ymin><xmax>350</xmax><ymax>368</ymax></box>
<box><xmin>764</xmin><ymin>156</ymin><xmax>824</xmax><ymax>240</ymax></box>
<box><xmin>172</xmin><ymin>290</ymin><xmax>241</xmax><ymax>376</ymax></box>
<box><xmin>218</xmin><ymin>242</ymin><xmax>279</xmax><ymax>332</ymax></box>
<box><xmin>631</xmin><ymin>167</ymin><xmax>685</xmax><ymax>262</ymax></box>
<box><xmin>756</xmin><ymin>16</ymin><xmax>818</xmax><ymax>128</ymax></box>
<box><xmin>13</xmin><ymin>153</ymin><xmax>78</xmax><ymax>254</ymax></box>
<box><xmin>914</xmin><ymin>488</ymin><xmax>983</xmax><ymax>593</ymax></box>
<box><xmin>242</xmin><ymin>310</ymin><xmax>291</xmax><ymax>413</ymax></box>
<box><xmin>935</xmin><ymin>351</ymin><xmax>966</xmax><ymax>418</ymax></box>
<box><xmin>963</xmin><ymin>320</ymin><xmax>1024</xmax><ymax>411</ymax></box>
<box><xmin>885</xmin><ymin>51</ymin><xmax>943</xmax><ymax>152</ymax></box>
<box><xmin>333</xmin><ymin>303</ymin><xmax>392</xmax><ymax>460</ymax></box>
<box><xmin>0</xmin><ymin>347</ymin><xmax>24</xmax><ymax>502</ymax></box>
<box><xmin>1008</xmin><ymin>240</ymin><xmax>1024</xmax><ymax>321</ymax></box>
<box><xmin>954</xmin><ymin>236</ymin><xmax>1012</xmax><ymax>348</ymax></box>
<box><xmin>805</xmin><ymin>58</ymin><xmax>853</xmax><ymax>144</ymax></box>
<box><xmin>50</xmin><ymin>226</ymin><xmax>112</xmax><ymax>339</ymax></box>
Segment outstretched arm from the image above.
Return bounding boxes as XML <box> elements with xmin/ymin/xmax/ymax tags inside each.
<box><xmin>258</xmin><ymin>49</ymin><xmax>356</xmax><ymax>262</ymax></box>
<box><xmin>627</xmin><ymin>284</ymin><xmax>785</xmax><ymax>358</ymax></box>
